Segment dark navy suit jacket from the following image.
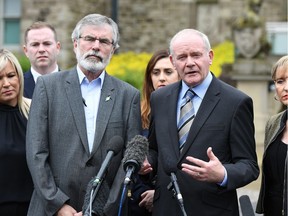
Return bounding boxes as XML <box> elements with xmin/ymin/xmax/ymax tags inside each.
<box><xmin>24</xmin><ymin>68</ymin><xmax>61</xmax><ymax>99</ymax></box>
<box><xmin>148</xmin><ymin>74</ymin><xmax>259</xmax><ymax>216</ymax></box>
<box><xmin>23</xmin><ymin>70</ymin><xmax>35</xmax><ymax>99</ymax></box>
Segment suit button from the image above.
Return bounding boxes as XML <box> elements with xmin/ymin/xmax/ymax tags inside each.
<box><xmin>86</xmin><ymin>161</ymin><xmax>93</xmax><ymax>167</ymax></box>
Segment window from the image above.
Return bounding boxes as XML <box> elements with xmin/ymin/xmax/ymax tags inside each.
<box><xmin>0</xmin><ymin>0</ymin><xmax>21</xmax><ymax>46</ymax></box>
<box><xmin>266</xmin><ymin>22</ymin><xmax>288</xmax><ymax>56</ymax></box>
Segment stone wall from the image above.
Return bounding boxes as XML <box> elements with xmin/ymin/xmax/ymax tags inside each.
<box><xmin>21</xmin><ymin>0</ymin><xmax>287</xmax><ymax>68</ymax></box>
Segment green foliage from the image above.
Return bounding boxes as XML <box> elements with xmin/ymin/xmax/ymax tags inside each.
<box><xmin>106</xmin><ymin>51</ymin><xmax>152</xmax><ymax>90</ymax></box>
<box><xmin>15</xmin><ymin>54</ymin><xmax>31</xmax><ymax>73</ymax></box>
<box><xmin>107</xmin><ymin>41</ymin><xmax>234</xmax><ymax>90</ymax></box>
<box><xmin>210</xmin><ymin>40</ymin><xmax>235</xmax><ymax>76</ymax></box>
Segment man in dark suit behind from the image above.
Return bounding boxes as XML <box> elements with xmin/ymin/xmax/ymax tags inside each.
<box><xmin>26</xmin><ymin>14</ymin><xmax>141</xmax><ymax>216</ymax></box>
<box><xmin>145</xmin><ymin>29</ymin><xmax>259</xmax><ymax>216</ymax></box>
<box><xmin>23</xmin><ymin>21</ymin><xmax>61</xmax><ymax>98</ymax></box>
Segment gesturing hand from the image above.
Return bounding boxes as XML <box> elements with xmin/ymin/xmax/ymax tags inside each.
<box><xmin>181</xmin><ymin>147</ymin><xmax>225</xmax><ymax>183</ymax></box>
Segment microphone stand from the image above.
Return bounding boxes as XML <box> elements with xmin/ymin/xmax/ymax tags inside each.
<box><xmin>118</xmin><ymin>174</ymin><xmax>134</xmax><ymax>216</ymax></box>
<box><xmin>167</xmin><ymin>173</ymin><xmax>187</xmax><ymax>216</ymax></box>
<box><xmin>84</xmin><ymin>180</ymin><xmax>102</xmax><ymax>216</ymax></box>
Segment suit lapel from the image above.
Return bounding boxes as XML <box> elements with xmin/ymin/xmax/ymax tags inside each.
<box><xmin>167</xmin><ymin>82</ymin><xmax>182</xmax><ymax>157</ymax></box>
<box><xmin>92</xmin><ymin>73</ymin><xmax>115</xmax><ymax>154</ymax></box>
<box><xmin>64</xmin><ymin>68</ymin><xmax>90</xmax><ymax>154</ymax></box>
<box><xmin>180</xmin><ymin>77</ymin><xmax>221</xmax><ymax>158</ymax></box>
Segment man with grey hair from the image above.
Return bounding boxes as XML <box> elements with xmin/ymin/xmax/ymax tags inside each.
<box><xmin>26</xmin><ymin>14</ymin><xmax>141</xmax><ymax>216</ymax></box>
<box><xmin>142</xmin><ymin>28</ymin><xmax>259</xmax><ymax>215</ymax></box>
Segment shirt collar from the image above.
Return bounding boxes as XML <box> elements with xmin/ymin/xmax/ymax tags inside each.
<box><xmin>76</xmin><ymin>65</ymin><xmax>105</xmax><ymax>88</ymax></box>
<box><xmin>180</xmin><ymin>72</ymin><xmax>213</xmax><ymax>100</ymax></box>
<box><xmin>31</xmin><ymin>65</ymin><xmax>59</xmax><ymax>82</ymax></box>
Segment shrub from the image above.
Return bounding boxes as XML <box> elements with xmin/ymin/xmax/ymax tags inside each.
<box><xmin>210</xmin><ymin>40</ymin><xmax>235</xmax><ymax>77</ymax></box>
<box><xmin>106</xmin><ymin>51</ymin><xmax>152</xmax><ymax>90</ymax></box>
<box><xmin>15</xmin><ymin>54</ymin><xmax>31</xmax><ymax>73</ymax></box>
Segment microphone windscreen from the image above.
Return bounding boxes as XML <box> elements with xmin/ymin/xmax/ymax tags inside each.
<box><xmin>239</xmin><ymin>195</ymin><xmax>255</xmax><ymax>216</ymax></box>
<box><xmin>123</xmin><ymin>135</ymin><xmax>149</xmax><ymax>169</ymax></box>
<box><xmin>163</xmin><ymin>157</ymin><xmax>178</xmax><ymax>175</ymax></box>
<box><xmin>107</xmin><ymin>135</ymin><xmax>124</xmax><ymax>154</ymax></box>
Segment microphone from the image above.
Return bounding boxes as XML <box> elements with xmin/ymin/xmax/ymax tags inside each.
<box><xmin>239</xmin><ymin>195</ymin><xmax>255</xmax><ymax>216</ymax></box>
<box><xmin>83</xmin><ymin>136</ymin><xmax>124</xmax><ymax>216</ymax></box>
<box><xmin>122</xmin><ymin>135</ymin><xmax>149</xmax><ymax>185</ymax></box>
<box><xmin>92</xmin><ymin>136</ymin><xmax>124</xmax><ymax>187</ymax></box>
<box><xmin>164</xmin><ymin>160</ymin><xmax>187</xmax><ymax>216</ymax></box>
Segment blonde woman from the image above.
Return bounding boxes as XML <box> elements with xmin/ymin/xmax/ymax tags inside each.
<box><xmin>256</xmin><ymin>55</ymin><xmax>288</xmax><ymax>216</ymax></box>
<box><xmin>0</xmin><ymin>49</ymin><xmax>32</xmax><ymax>216</ymax></box>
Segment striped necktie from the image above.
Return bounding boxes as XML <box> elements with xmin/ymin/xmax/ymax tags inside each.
<box><xmin>178</xmin><ymin>89</ymin><xmax>195</xmax><ymax>151</ymax></box>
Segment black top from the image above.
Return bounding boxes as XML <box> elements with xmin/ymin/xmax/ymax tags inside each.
<box><xmin>263</xmin><ymin>134</ymin><xmax>287</xmax><ymax>216</ymax></box>
<box><xmin>0</xmin><ymin>103</ymin><xmax>33</xmax><ymax>203</ymax></box>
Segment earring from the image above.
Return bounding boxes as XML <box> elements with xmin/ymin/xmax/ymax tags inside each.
<box><xmin>274</xmin><ymin>94</ymin><xmax>279</xmax><ymax>101</ymax></box>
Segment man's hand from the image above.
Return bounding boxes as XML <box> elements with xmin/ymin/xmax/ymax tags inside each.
<box><xmin>181</xmin><ymin>147</ymin><xmax>225</xmax><ymax>183</ymax></box>
<box><xmin>56</xmin><ymin>204</ymin><xmax>82</xmax><ymax>216</ymax></box>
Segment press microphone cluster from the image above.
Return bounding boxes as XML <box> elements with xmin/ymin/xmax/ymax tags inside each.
<box><xmin>122</xmin><ymin>135</ymin><xmax>149</xmax><ymax>185</ymax></box>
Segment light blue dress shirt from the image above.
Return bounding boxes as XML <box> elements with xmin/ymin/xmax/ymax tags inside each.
<box><xmin>77</xmin><ymin>65</ymin><xmax>105</xmax><ymax>152</ymax></box>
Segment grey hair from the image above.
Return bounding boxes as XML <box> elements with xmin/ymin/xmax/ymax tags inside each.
<box><xmin>71</xmin><ymin>14</ymin><xmax>120</xmax><ymax>49</ymax></box>
<box><xmin>169</xmin><ymin>29</ymin><xmax>211</xmax><ymax>55</ymax></box>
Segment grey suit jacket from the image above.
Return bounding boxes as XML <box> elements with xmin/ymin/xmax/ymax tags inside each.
<box><xmin>26</xmin><ymin>67</ymin><xmax>141</xmax><ymax>216</ymax></box>
<box><xmin>148</xmin><ymin>74</ymin><xmax>259</xmax><ymax>216</ymax></box>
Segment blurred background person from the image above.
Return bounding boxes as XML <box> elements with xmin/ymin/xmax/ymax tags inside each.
<box><xmin>141</xmin><ymin>49</ymin><xmax>180</xmax><ymax>137</ymax></box>
<box><xmin>0</xmin><ymin>49</ymin><xmax>33</xmax><ymax>216</ymax></box>
<box><xmin>256</xmin><ymin>55</ymin><xmax>288</xmax><ymax>216</ymax></box>
<box><xmin>23</xmin><ymin>21</ymin><xmax>61</xmax><ymax>98</ymax></box>
<box><xmin>130</xmin><ymin>49</ymin><xmax>180</xmax><ymax>215</ymax></box>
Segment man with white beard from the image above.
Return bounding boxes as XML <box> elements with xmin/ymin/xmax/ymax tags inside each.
<box><xmin>26</xmin><ymin>14</ymin><xmax>141</xmax><ymax>216</ymax></box>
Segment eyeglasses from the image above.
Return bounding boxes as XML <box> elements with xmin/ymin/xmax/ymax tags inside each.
<box><xmin>79</xmin><ymin>35</ymin><xmax>114</xmax><ymax>47</ymax></box>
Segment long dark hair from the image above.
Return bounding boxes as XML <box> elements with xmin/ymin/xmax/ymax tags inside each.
<box><xmin>141</xmin><ymin>49</ymin><xmax>170</xmax><ymax>129</ymax></box>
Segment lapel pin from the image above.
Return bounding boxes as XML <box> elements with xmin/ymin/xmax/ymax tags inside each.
<box><xmin>105</xmin><ymin>96</ymin><xmax>111</xmax><ymax>101</ymax></box>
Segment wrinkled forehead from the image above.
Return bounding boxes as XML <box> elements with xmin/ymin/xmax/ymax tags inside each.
<box><xmin>80</xmin><ymin>24</ymin><xmax>113</xmax><ymax>37</ymax></box>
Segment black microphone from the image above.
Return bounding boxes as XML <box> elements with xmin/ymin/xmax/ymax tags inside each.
<box><xmin>83</xmin><ymin>136</ymin><xmax>124</xmax><ymax>216</ymax></box>
<box><xmin>239</xmin><ymin>195</ymin><xmax>255</xmax><ymax>216</ymax></box>
<box><xmin>122</xmin><ymin>135</ymin><xmax>149</xmax><ymax>185</ymax></box>
<box><xmin>92</xmin><ymin>136</ymin><xmax>124</xmax><ymax>187</ymax></box>
<box><xmin>164</xmin><ymin>160</ymin><xmax>187</xmax><ymax>216</ymax></box>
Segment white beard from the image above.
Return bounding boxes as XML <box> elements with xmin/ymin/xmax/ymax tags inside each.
<box><xmin>76</xmin><ymin>48</ymin><xmax>112</xmax><ymax>73</ymax></box>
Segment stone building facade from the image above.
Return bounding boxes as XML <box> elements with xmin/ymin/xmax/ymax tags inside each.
<box><xmin>20</xmin><ymin>0</ymin><xmax>287</xmax><ymax>68</ymax></box>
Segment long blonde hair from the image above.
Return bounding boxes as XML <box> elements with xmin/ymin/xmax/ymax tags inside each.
<box><xmin>0</xmin><ymin>49</ymin><xmax>30</xmax><ymax>119</ymax></box>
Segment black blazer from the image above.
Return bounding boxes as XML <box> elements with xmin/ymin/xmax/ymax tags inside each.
<box><xmin>148</xmin><ymin>75</ymin><xmax>259</xmax><ymax>216</ymax></box>
<box><xmin>23</xmin><ymin>70</ymin><xmax>35</xmax><ymax>99</ymax></box>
